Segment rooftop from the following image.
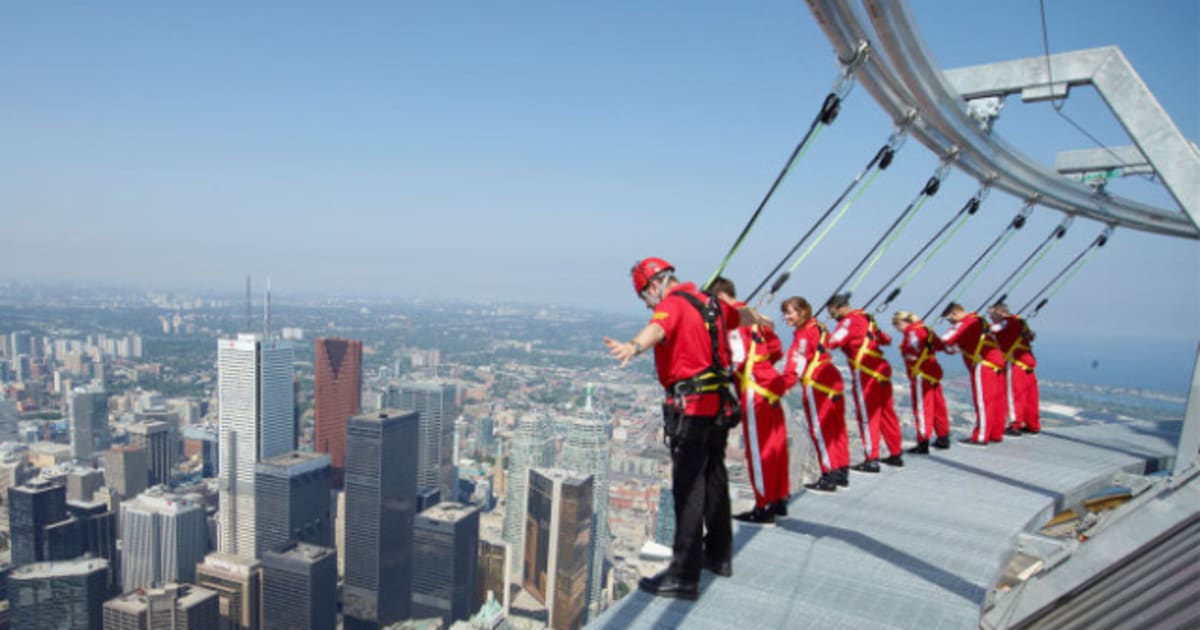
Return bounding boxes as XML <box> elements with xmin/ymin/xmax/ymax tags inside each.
<box><xmin>592</xmin><ymin>420</ymin><xmax>1186</xmax><ymax>629</ymax></box>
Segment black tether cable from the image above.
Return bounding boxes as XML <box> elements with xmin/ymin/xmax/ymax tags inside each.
<box><xmin>1019</xmin><ymin>227</ymin><xmax>1112</xmax><ymax>318</ymax></box>
<box><xmin>821</xmin><ymin>162</ymin><xmax>948</xmax><ymax>309</ymax></box>
<box><xmin>976</xmin><ymin>216</ymin><xmax>1072</xmax><ymax>311</ymax></box>
<box><xmin>745</xmin><ymin>139</ymin><xmax>899</xmax><ymax>303</ymax></box>
<box><xmin>866</xmin><ymin>189</ymin><xmax>986</xmax><ymax>313</ymax></box>
<box><xmin>922</xmin><ymin>206</ymin><xmax>1033</xmax><ymax>321</ymax></box>
<box><xmin>703</xmin><ymin>93</ymin><xmax>844</xmax><ymax>291</ymax></box>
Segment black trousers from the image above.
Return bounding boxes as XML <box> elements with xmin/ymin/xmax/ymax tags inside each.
<box><xmin>665</xmin><ymin>411</ymin><xmax>732</xmax><ymax>583</ymax></box>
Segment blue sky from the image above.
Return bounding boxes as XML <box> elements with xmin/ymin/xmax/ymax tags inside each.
<box><xmin>2</xmin><ymin>1</ymin><xmax>1197</xmax><ymax>345</ymax></box>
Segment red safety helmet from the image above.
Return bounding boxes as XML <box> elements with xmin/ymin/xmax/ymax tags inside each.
<box><xmin>631</xmin><ymin>257</ymin><xmax>674</xmax><ymax>294</ymax></box>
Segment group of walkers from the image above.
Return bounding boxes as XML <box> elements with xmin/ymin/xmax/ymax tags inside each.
<box><xmin>605</xmin><ymin>257</ymin><xmax>1041</xmax><ymax>600</ymax></box>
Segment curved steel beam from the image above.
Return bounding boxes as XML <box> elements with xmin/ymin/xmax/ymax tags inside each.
<box><xmin>862</xmin><ymin>0</ymin><xmax>1197</xmax><ymax>239</ymax></box>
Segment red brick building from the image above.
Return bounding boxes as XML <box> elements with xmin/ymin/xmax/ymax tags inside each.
<box><xmin>313</xmin><ymin>337</ymin><xmax>362</xmax><ymax>487</ymax></box>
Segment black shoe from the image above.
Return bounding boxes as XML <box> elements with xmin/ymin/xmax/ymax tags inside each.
<box><xmin>933</xmin><ymin>436</ymin><xmax>951</xmax><ymax>449</ymax></box>
<box><xmin>1021</xmin><ymin>427</ymin><xmax>1040</xmax><ymax>436</ymax></box>
<box><xmin>703</xmin><ymin>557</ymin><xmax>732</xmax><ymax>577</ymax></box>
<box><xmin>882</xmin><ymin>454</ymin><xmax>904</xmax><ymax>467</ymax></box>
<box><xmin>907</xmin><ymin>441</ymin><xmax>930</xmax><ymax>455</ymax></box>
<box><xmin>638</xmin><ymin>574</ymin><xmax>699</xmax><ymax>600</ymax></box>
<box><xmin>1004</xmin><ymin>427</ymin><xmax>1023</xmax><ymax>437</ymax></box>
<box><xmin>804</xmin><ymin>478</ymin><xmax>838</xmax><ymax>494</ymax></box>
<box><xmin>770</xmin><ymin>499</ymin><xmax>789</xmax><ymax>517</ymax></box>
<box><xmin>733</xmin><ymin>506</ymin><xmax>775</xmax><ymax>525</ymax></box>
<box><xmin>958</xmin><ymin>437</ymin><xmax>986</xmax><ymax>447</ymax></box>
<box><xmin>851</xmin><ymin>460</ymin><xmax>881</xmax><ymax>473</ymax></box>
<box><xmin>834</xmin><ymin>467</ymin><xmax>850</xmax><ymax>486</ymax></box>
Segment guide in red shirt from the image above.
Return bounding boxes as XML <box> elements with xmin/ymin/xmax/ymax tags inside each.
<box><xmin>711</xmin><ymin>278</ymin><xmax>790</xmax><ymax>522</ymax></box>
<box><xmin>781</xmin><ymin>296</ymin><xmax>850</xmax><ymax>493</ymax></box>
<box><xmin>892</xmin><ymin>310</ymin><xmax>951</xmax><ymax>453</ymax></box>
<box><xmin>939</xmin><ymin>302</ymin><xmax>1009</xmax><ymax>445</ymax></box>
<box><xmin>988</xmin><ymin>301</ymin><xmax>1040</xmax><ymax>435</ymax></box>
<box><xmin>605</xmin><ymin>257</ymin><xmax>770</xmax><ymax>601</ymax></box>
<box><xmin>825</xmin><ymin>293</ymin><xmax>904</xmax><ymax>472</ymax></box>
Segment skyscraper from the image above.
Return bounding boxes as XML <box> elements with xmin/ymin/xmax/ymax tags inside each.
<box><xmin>343</xmin><ymin>409</ymin><xmax>418</xmax><ymax>629</ymax></box>
<box><xmin>260</xmin><ymin>543</ymin><xmax>337</xmax><ymax>630</ymax></box>
<box><xmin>128</xmin><ymin>421</ymin><xmax>172</xmax><ymax>487</ymax></box>
<box><xmin>66</xmin><ymin>467</ymin><xmax>105</xmax><ymax>503</ymax></box>
<box><xmin>523</xmin><ymin>468</ymin><xmax>594</xmax><ymax>630</ymax></box>
<box><xmin>9</xmin><ymin>558</ymin><xmax>108</xmax><ymax>630</ymax></box>
<box><xmin>502</xmin><ymin>413</ymin><xmax>555</xmax><ymax>584</ymax></box>
<box><xmin>413</xmin><ymin>502</ymin><xmax>480</xmax><ymax>624</ymax></box>
<box><xmin>558</xmin><ymin>395</ymin><xmax>612</xmax><ymax>622</ymax></box>
<box><xmin>254</xmin><ymin>450</ymin><xmax>332</xmax><ymax>558</ymax></box>
<box><xmin>69</xmin><ymin>385</ymin><xmax>110</xmax><ymax>462</ymax></box>
<box><xmin>477</xmin><ymin>540</ymin><xmax>508</xmax><ymax>613</ymax></box>
<box><xmin>67</xmin><ymin>499</ymin><xmax>119</xmax><ymax>595</ymax></box>
<box><xmin>194</xmin><ymin>553</ymin><xmax>260</xmax><ymax>630</ymax></box>
<box><xmin>313</xmin><ymin>337</ymin><xmax>362</xmax><ymax>488</ymax></box>
<box><xmin>654</xmin><ymin>484</ymin><xmax>675</xmax><ymax>547</ymax></box>
<box><xmin>217</xmin><ymin>333</ymin><xmax>294</xmax><ymax>559</ymax></box>
<box><xmin>102</xmin><ymin>583</ymin><xmax>220</xmax><ymax>630</ymax></box>
<box><xmin>104</xmin><ymin>445</ymin><xmax>149</xmax><ymax>506</ymax></box>
<box><xmin>395</xmin><ymin>381</ymin><xmax>458</xmax><ymax>501</ymax></box>
<box><xmin>8</xmin><ymin>478</ymin><xmax>67</xmax><ymax>565</ymax></box>
<box><xmin>120</xmin><ymin>488</ymin><xmax>207</xmax><ymax>592</ymax></box>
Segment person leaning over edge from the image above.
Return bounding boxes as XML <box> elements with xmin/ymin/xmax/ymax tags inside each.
<box><xmin>939</xmin><ymin>302</ymin><xmax>1008</xmax><ymax>445</ymax></box>
<box><xmin>988</xmin><ymin>300</ymin><xmax>1041</xmax><ymax>436</ymax></box>
<box><xmin>604</xmin><ymin>257</ymin><xmax>771</xmax><ymax>601</ymax></box>
<box><xmin>824</xmin><ymin>293</ymin><xmax>905</xmax><ymax>471</ymax></box>
<box><xmin>709</xmin><ymin>276</ymin><xmax>790</xmax><ymax>525</ymax></box>
<box><xmin>780</xmin><ymin>296</ymin><xmax>851</xmax><ymax>493</ymax></box>
<box><xmin>892</xmin><ymin>310</ymin><xmax>951</xmax><ymax>453</ymax></box>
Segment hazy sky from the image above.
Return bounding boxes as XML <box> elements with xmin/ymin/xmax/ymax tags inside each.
<box><xmin>3</xmin><ymin>1</ymin><xmax>1198</xmax><ymax>340</ymax></box>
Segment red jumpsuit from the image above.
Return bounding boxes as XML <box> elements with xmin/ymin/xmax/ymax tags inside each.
<box><xmin>941</xmin><ymin>313</ymin><xmax>1008</xmax><ymax>443</ymax></box>
<box><xmin>728</xmin><ymin>321</ymin><xmax>789</xmax><ymax>510</ymax></box>
<box><xmin>992</xmin><ymin>314</ymin><xmax>1040</xmax><ymax>432</ymax></box>
<box><xmin>783</xmin><ymin>319</ymin><xmax>850</xmax><ymax>476</ymax></box>
<box><xmin>827</xmin><ymin>309</ymin><xmax>903</xmax><ymax>461</ymax></box>
<box><xmin>898</xmin><ymin>322</ymin><xmax>950</xmax><ymax>444</ymax></box>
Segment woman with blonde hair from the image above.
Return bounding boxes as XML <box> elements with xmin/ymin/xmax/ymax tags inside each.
<box><xmin>892</xmin><ymin>310</ymin><xmax>951</xmax><ymax>452</ymax></box>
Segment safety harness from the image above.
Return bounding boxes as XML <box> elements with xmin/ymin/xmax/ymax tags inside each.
<box><xmin>668</xmin><ymin>291</ymin><xmax>740</xmax><ymax>420</ymax></box>
<box><xmin>1000</xmin><ymin>318</ymin><xmax>1035</xmax><ymax>372</ymax></box>
<box><xmin>738</xmin><ymin>328</ymin><xmax>781</xmax><ymax>405</ymax></box>
<box><xmin>908</xmin><ymin>324</ymin><xmax>941</xmax><ymax>385</ymax></box>
<box><xmin>802</xmin><ymin>329</ymin><xmax>841</xmax><ymax>399</ymax></box>
<box><xmin>848</xmin><ymin>312</ymin><xmax>890</xmax><ymax>383</ymax></box>
<box><xmin>966</xmin><ymin>315</ymin><xmax>1004</xmax><ymax>373</ymax></box>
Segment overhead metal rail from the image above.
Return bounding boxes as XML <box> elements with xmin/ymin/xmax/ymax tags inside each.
<box><xmin>804</xmin><ymin>0</ymin><xmax>1199</xmax><ymax>239</ymax></box>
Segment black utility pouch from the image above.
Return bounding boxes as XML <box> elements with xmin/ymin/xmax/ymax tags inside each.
<box><xmin>662</xmin><ymin>403</ymin><xmax>682</xmax><ymax>446</ymax></box>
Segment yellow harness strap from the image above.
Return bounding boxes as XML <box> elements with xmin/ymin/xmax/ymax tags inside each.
<box><xmin>738</xmin><ymin>328</ymin><xmax>781</xmax><ymax>406</ymax></box>
<box><xmin>970</xmin><ymin>323</ymin><xmax>1003</xmax><ymax>373</ymax></box>
<box><xmin>850</xmin><ymin>318</ymin><xmax>890</xmax><ymax>383</ymax></box>
<box><xmin>802</xmin><ymin>332</ymin><xmax>841</xmax><ymax>398</ymax></box>
<box><xmin>908</xmin><ymin>325</ymin><xmax>941</xmax><ymax>384</ymax></box>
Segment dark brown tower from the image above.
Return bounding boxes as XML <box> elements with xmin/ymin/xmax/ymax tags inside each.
<box><xmin>313</xmin><ymin>337</ymin><xmax>362</xmax><ymax>488</ymax></box>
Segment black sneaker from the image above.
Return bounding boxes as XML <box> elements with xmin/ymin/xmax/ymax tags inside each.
<box><xmin>638</xmin><ymin>573</ymin><xmax>699</xmax><ymax>600</ymax></box>
<box><xmin>834</xmin><ymin>467</ymin><xmax>850</xmax><ymax>486</ymax></box>
<box><xmin>770</xmin><ymin>500</ymin><xmax>789</xmax><ymax>517</ymax></box>
<box><xmin>933</xmin><ymin>436</ymin><xmax>951</xmax><ymax>449</ymax></box>
<box><xmin>958</xmin><ymin>437</ymin><xmax>986</xmax><ymax>447</ymax></box>
<box><xmin>804</xmin><ymin>478</ymin><xmax>838</xmax><ymax>494</ymax></box>
<box><xmin>1021</xmin><ymin>427</ymin><xmax>1040</xmax><ymax>436</ymax></box>
<box><xmin>907</xmin><ymin>441</ymin><xmax>930</xmax><ymax>455</ymax></box>
<box><xmin>1004</xmin><ymin>427</ymin><xmax>1023</xmax><ymax>437</ymax></box>
<box><xmin>881</xmin><ymin>454</ymin><xmax>904</xmax><ymax>467</ymax></box>
<box><xmin>851</xmin><ymin>460</ymin><xmax>881</xmax><ymax>473</ymax></box>
<box><xmin>733</xmin><ymin>506</ymin><xmax>776</xmax><ymax>525</ymax></box>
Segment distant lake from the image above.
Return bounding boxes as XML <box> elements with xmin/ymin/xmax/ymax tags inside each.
<box><xmin>925</xmin><ymin>332</ymin><xmax>1196</xmax><ymax>397</ymax></box>
<box><xmin>1018</xmin><ymin>333</ymin><xmax>1195</xmax><ymax>396</ymax></box>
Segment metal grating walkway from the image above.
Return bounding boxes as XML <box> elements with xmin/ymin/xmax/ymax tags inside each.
<box><xmin>591</xmin><ymin>421</ymin><xmax>1180</xmax><ymax>629</ymax></box>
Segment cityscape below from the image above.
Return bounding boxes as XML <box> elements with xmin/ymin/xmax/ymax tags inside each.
<box><xmin>0</xmin><ymin>280</ymin><xmax>1186</xmax><ymax>630</ymax></box>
